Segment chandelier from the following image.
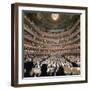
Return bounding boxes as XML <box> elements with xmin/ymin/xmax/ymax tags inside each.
<box><xmin>51</xmin><ymin>13</ymin><xmax>59</xmax><ymax>21</ymax></box>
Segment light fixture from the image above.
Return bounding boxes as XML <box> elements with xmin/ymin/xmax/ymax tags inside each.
<box><xmin>51</xmin><ymin>13</ymin><xmax>59</xmax><ymax>21</ymax></box>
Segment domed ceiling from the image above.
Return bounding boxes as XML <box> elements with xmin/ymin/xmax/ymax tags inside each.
<box><xmin>25</xmin><ymin>12</ymin><xmax>80</xmax><ymax>32</ymax></box>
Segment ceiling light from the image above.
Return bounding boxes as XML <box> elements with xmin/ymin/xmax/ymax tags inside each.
<box><xmin>51</xmin><ymin>13</ymin><xmax>59</xmax><ymax>21</ymax></box>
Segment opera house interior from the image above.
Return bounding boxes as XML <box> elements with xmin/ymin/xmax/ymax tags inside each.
<box><xmin>23</xmin><ymin>11</ymin><xmax>80</xmax><ymax>77</ymax></box>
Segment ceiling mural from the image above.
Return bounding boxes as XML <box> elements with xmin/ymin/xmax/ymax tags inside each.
<box><xmin>25</xmin><ymin>12</ymin><xmax>80</xmax><ymax>32</ymax></box>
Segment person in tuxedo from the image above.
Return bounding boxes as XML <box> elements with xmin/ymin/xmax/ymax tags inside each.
<box><xmin>40</xmin><ymin>64</ymin><xmax>48</xmax><ymax>76</ymax></box>
<box><xmin>56</xmin><ymin>66</ymin><xmax>65</xmax><ymax>76</ymax></box>
<box><xmin>24</xmin><ymin>59</ymin><xmax>34</xmax><ymax>77</ymax></box>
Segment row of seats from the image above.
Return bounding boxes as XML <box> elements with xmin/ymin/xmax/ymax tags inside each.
<box><xmin>24</xmin><ymin>19</ymin><xmax>80</xmax><ymax>44</ymax></box>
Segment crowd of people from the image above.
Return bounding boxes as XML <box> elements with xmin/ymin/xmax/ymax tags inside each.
<box><xmin>24</xmin><ymin>55</ymin><xmax>80</xmax><ymax>77</ymax></box>
<box><xmin>24</xmin><ymin>14</ymin><xmax>80</xmax><ymax>78</ymax></box>
<box><xmin>24</xmin><ymin>19</ymin><xmax>80</xmax><ymax>45</ymax></box>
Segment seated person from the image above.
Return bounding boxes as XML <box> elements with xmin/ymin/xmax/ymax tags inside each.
<box><xmin>56</xmin><ymin>66</ymin><xmax>65</xmax><ymax>76</ymax></box>
<box><xmin>40</xmin><ymin>64</ymin><xmax>48</xmax><ymax>76</ymax></box>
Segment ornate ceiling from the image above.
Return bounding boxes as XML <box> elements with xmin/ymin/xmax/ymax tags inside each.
<box><xmin>25</xmin><ymin>12</ymin><xmax>80</xmax><ymax>32</ymax></box>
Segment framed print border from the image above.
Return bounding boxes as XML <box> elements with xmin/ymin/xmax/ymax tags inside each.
<box><xmin>11</xmin><ymin>3</ymin><xmax>88</xmax><ymax>87</ymax></box>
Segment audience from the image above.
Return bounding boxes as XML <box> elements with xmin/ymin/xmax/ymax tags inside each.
<box><xmin>24</xmin><ymin>15</ymin><xmax>80</xmax><ymax>77</ymax></box>
<box><xmin>24</xmin><ymin>55</ymin><xmax>80</xmax><ymax>77</ymax></box>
